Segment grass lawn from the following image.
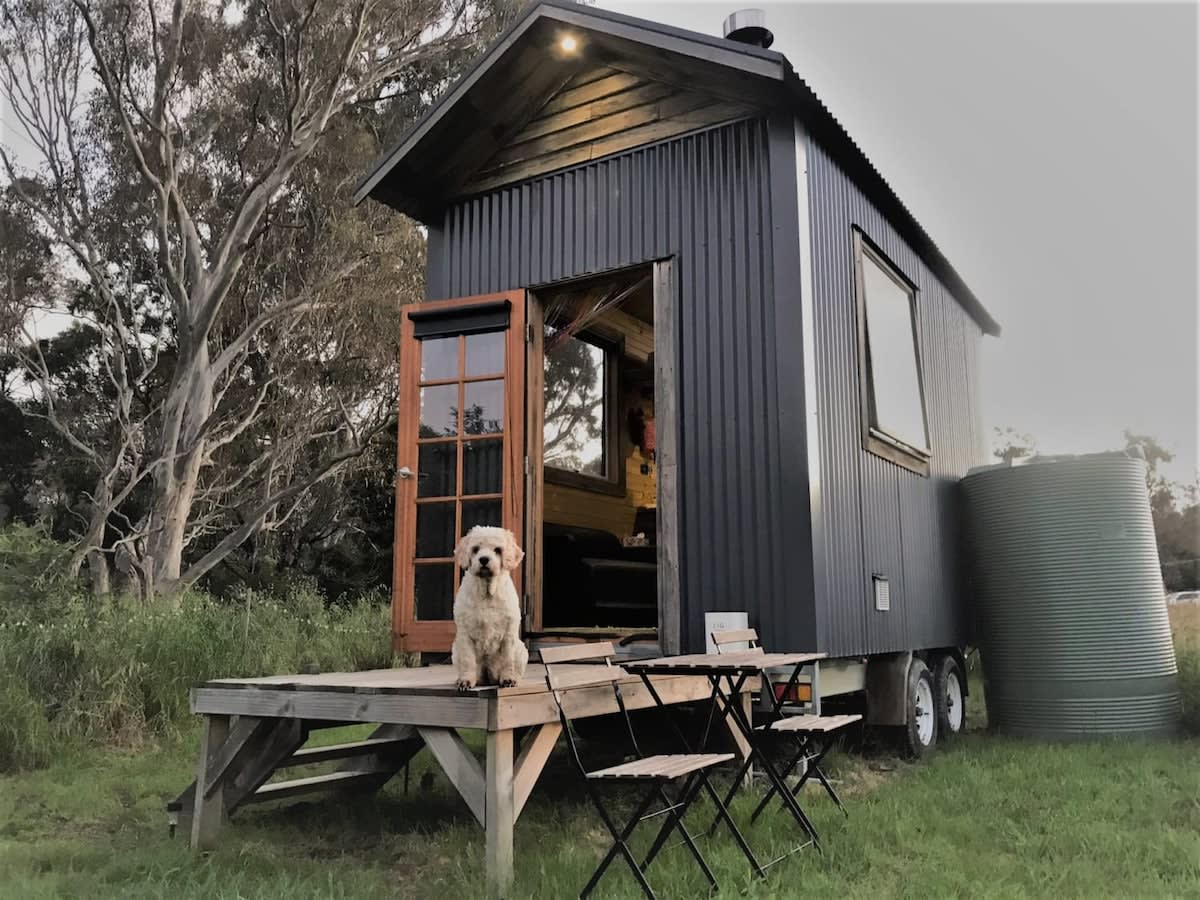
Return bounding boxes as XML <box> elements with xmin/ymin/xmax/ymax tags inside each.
<box><xmin>2</xmin><ymin>712</ymin><xmax>1197</xmax><ymax>900</ymax></box>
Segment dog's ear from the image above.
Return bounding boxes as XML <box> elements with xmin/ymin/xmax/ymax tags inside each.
<box><xmin>502</xmin><ymin>529</ymin><xmax>525</xmax><ymax>570</ymax></box>
<box><xmin>454</xmin><ymin>529</ymin><xmax>476</xmax><ymax>570</ymax></box>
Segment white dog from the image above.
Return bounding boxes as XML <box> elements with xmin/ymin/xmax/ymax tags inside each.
<box><xmin>451</xmin><ymin>525</ymin><xmax>528</xmax><ymax>691</ymax></box>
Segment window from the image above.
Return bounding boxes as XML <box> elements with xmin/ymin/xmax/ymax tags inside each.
<box><xmin>543</xmin><ymin>328</ymin><xmax>622</xmax><ymax>493</ymax></box>
<box><xmin>853</xmin><ymin>230</ymin><xmax>930</xmax><ymax>475</ymax></box>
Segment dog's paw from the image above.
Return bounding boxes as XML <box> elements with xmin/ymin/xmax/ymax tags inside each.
<box><xmin>498</xmin><ymin>678</ymin><xmax>517</xmax><ymax>688</ymax></box>
<box><xmin>455</xmin><ymin>678</ymin><xmax>475</xmax><ymax>693</ymax></box>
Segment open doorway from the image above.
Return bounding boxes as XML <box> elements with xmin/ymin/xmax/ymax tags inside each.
<box><xmin>527</xmin><ymin>265</ymin><xmax>660</xmax><ymax>638</ymax></box>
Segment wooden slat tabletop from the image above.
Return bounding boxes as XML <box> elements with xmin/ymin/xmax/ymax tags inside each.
<box><xmin>623</xmin><ymin>650</ymin><xmax>826</xmax><ymax>674</ymax></box>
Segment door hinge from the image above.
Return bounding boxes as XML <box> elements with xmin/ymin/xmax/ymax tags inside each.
<box><xmin>526</xmin><ymin>323</ymin><xmax>533</xmax><ymax>343</ymax></box>
<box><xmin>524</xmin><ymin>455</ymin><xmax>531</xmax><ymax>477</ymax></box>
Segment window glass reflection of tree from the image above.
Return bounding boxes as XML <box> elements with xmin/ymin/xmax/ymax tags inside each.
<box><xmin>544</xmin><ymin>327</ymin><xmax>606</xmax><ymax>477</ymax></box>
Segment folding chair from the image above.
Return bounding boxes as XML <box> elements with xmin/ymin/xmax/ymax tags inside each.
<box><xmin>711</xmin><ymin>628</ymin><xmax>861</xmax><ymax>820</ymax></box>
<box><xmin>540</xmin><ymin>642</ymin><xmax>743</xmax><ymax>900</ymax></box>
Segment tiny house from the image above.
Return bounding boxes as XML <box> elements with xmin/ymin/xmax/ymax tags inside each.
<box><xmin>357</xmin><ymin>2</ymin><xmax>1000</xmax><ymax>751</ymax></box>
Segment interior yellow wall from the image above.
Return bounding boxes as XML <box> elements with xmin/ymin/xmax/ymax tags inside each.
<box><xmin>543</xmin><ymin>306</ymin><xmax>656</xmax><ymax>538</ymax></box>
<box><xmin>544</xmin><ymin>448</ymin><xmax>655</xmax><ymax>536</ymax></box>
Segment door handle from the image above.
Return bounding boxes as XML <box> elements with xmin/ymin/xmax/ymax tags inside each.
<box><xmin>398</xmin><ymin>466</ymin><xmax>414</xmax><ymax>479</ymax></box>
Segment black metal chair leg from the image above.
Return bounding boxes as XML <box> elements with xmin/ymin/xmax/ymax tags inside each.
<box><xmin>788</xmin><ymin>741</ymin><xmax>847</xmax><ymax>815</ymax></box>
<box><xmin>639</xmin><ymin>777</ymin><xmax>693</xmax><ymax>873</ymax></box>
<box><xmin>715</xmin><ymin>758</ymin><xmax>753</xmax><ymax>820</ymax></box>
<box><xmin>715</xmin><ymin>680</ymin><xmax>822</xmax><ymax>849</ymax></box>
<box><xmin>640</xmin><ymin>773</ymin><xmax>717</xmax><ymax>890</ymax></box>
<box><xmin>668</xmin><ymin>779</ymin><xmax>720</xmax><ymax>890</ymax></box>
<box><xmin>811</xmin><ymin>764</ymin><xmax>847</xmax><ymax>815</ymax></box>
<box><xmin>749</xmin><ymin>735</ymin><xmax>812</xmax><ymax>824</ymax></box>
<box><xmin>698</xmin><ymin>769</ymin><xmax>766</xmax><ymax>878</ymax></box>
<box><xmin>581</xmin><ymin>784</ymin><xmax>662</xmax><ymax>900</ymax></box>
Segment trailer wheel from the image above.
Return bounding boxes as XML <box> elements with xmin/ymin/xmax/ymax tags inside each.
<box><xmin>933</xmin><ymin>655</ymin><xmax>967</xmax><ymax>739</ymax></box>
<box><xmin>903</xmin><ymin>659</ymin><xmax>937</xmax><ymax>758</ymax></box>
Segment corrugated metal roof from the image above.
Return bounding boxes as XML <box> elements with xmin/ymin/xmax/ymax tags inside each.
<box><xmin>356</xmin><ymin>0</ymin><xmax>1000</xmax><ymax>336</ymax></box>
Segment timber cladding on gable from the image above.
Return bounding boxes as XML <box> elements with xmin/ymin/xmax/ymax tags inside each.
<box><xmin>462</xmin><ymin>64</ymin><xmax>756</xmax><ymax>196</ymax></box>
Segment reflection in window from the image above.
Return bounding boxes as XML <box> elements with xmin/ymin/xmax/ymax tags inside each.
<box><xmin>544</xmin><ymin>329</ymin><xmax>607</xmax><ymax>478</ymax></box>
<box><xmin>464</xmin><ymin>380</ymin><xmax>504</xmax><ymax>435</ymax></box>
<box><xmin>859</xmin><ymin>242</ymin><xmax>929</xmax><ymax>453</ymax></box>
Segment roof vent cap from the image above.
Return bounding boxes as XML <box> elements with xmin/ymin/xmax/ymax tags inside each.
<box><xmin>723</xmin><ymin>9</ymin><xmax>774</xmax><ymax>49</ymax></box>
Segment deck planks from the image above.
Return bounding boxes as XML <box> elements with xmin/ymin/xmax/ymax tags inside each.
<box><xmin>193</xmin><ymin>664</ymin><xmax>714</xmax><ymax>731</ymax></box>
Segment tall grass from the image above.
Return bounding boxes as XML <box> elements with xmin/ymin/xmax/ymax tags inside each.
<box><xmin>0</xmin><ymin>536</ymin><xmax>398</xmax><ymax>772</ymax></box>
<box><xmin>1170</xmin><ymin>604</ymin><xmax>1200</xmax><ymax>735</ymax></box>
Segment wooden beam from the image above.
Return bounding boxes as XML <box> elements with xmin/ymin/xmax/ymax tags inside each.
<box><xmin>485</xmin><ymin>729</ymin><xmax>515</xmax><ymax>899</ymax></box>
<box><xmin>654</xmin><ymin>259</ymin><xmax>682</xmax><ymax>655</ymax></box>
<box><xmin>417</xmin><ymin>726</ymin><xmax>487</xmax><ymax>827</ymax></box>
<box><xmin>190</xmin><ymin>715</ymin><xmax>230</xmax><ymax>851</ymax></box>
<box><xmin>280</xmin><ymin>736</ymin><xmax>416</xmax><ymax>768</ymax></box>
<box><xmin>718</xmin><ymin>692</ymin><xmax>753</xmax><ymax>763</ymax></box>
<box><xmin>192</xmin><ymin>687</ymin><xmax>490</xmax><ymax>730</ymax></box>
<box><xmin>201</xmin><ymin>716</ymin><xmax>268</xmax><ymax>799</ymax></box>
<box><xmin>525</xmin><ymin>292</ymin><xmax>545</xmax><ymax>633</ymax></box>
<box><xmin>244</xmin><ymin>770</ymin><xmax>387</xmax><ymax>805</ymax></box>
<box><xmin>226</xmin><ymin>718</ymin><xmax>309</xmax><ymax>812</ymax></box>
<box><xmin>512</xmin><ymin>722</ymin><xmax>560</xmax><ymax>820</ymax></box>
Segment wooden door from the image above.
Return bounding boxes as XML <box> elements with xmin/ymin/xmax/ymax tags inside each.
<box><xmin>393</xmin><ymin>292</ymin><xmax>526</xmax><ymax>652</ymax></box>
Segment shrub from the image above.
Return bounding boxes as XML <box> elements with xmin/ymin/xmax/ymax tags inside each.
<box><xmin>0</xmin><ymin>525</ymin><xmax>81</xmax><ymax>623</ymax></box>
<box><xmin>0</xmin><ymin>536</ymin><xmax>398</xmax><ymax>772</ymax></box>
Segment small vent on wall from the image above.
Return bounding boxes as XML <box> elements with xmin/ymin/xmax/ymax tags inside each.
<box><xmin>873</xmin><ymin>575</ymin><xmax>891</xmax><ymax>612</ymax></box>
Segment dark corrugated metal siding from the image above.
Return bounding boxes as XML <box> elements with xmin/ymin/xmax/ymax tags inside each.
<box><xmin>427</xmin><ymin>118</ymin><xmax>816</xmax><ymax>653</ymax></box>
<box><xmin>804</xmin><ymin>135</ymin><xmax>986</xmax><ymax>657</ymax></box>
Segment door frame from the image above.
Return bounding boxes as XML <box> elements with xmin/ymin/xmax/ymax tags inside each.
<box><xmin>522</xmin><ymin>259</ymin><xmax>680</xmax><ymax>653</ymax></box>
<box><xmin>393</xmin><ymin>291</ymin><xmax>527</xmax><ymax>653</ymax></box>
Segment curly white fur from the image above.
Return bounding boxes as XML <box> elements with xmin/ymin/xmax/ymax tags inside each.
<box><xmin>451</xmin><ymin>525</ymin><xmax>528</xmax><ymax>691</ymax></box>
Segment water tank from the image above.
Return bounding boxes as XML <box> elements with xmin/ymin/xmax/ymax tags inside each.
<box><xmin>962</xmin><ymin>453</ymin><xmax>1180</xmax><ymax>738</ymax></box>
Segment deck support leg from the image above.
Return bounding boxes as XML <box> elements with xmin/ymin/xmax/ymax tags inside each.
<box><xmin>485</xmin><ymin>728</ymin><xmax>515</xmax><ymax>899</ymax></box>
<box><xmin>725</xmin><ymin>690</ymin><xmax>753</xmax><ymax>762</ymax></box>
<box><xmin>191</xmin><ymin>714</ymin><xmax>230</xmax><ymax>851</ymax></box>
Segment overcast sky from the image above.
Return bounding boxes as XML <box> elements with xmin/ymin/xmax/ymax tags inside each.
<box><xmin>600</xmin><ymin>1</ymin><xmax>1199</xmax><ymax>484</ymax></box>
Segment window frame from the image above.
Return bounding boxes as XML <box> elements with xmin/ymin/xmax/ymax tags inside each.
<box><xmin>542</xmin><ymin>327</ymin><xmax>626</xmax><ymax>497</ymax></box>
<box><xmin>852</xmin><ymin>228</ymin><xmax>932</xmax><ymax>477</ymax></box>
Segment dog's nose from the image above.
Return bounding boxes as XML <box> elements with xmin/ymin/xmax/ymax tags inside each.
<box><xmin>478</xmin><ymin>555</ymin><xmax>491</xmax><ymax>566</ymax></box>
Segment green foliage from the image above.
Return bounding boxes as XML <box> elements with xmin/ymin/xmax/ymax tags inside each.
<box><xmin>0</xmin><ymin>524</ymin><xmax>80</xmax><ymax>620</ymax></box>
<box><xmin>991</xmin><ymin>426</ymin><xmax>1037</xmax><ymax>463</ymax></box>
<box><xmin>1171</xmin><ymin>605</ymin><xmax>1200</xmax><ymax>735</ymax></box>
<box><xmin>0</xmin><ymin>564</ymin><xmax>396</xmax><ymax>772</ymax></box>
<box><xmin>0</xmin><ymin>680</ymin><xmax>51</xmax><ymax>772</ymax></box>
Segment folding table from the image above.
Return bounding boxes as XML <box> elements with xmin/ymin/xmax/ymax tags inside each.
<box><xmin>623</xmin><ymin>650</ymin><xmax>827</xmax><ymax>871</ymax></box>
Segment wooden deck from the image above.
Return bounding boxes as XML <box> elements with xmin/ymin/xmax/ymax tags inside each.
<box><xmin>176</xmin><ymin>664</ymin><xmax>725</xmax><ymax>898</ymax></box>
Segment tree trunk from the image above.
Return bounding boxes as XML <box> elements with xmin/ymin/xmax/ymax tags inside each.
<box><xmin>87</xmin><ymin>548</ymin><xmax>111</xmax><ymax>597</ymax></box>
<box><xmin>146</xmin><ymin>347</ymin><xmax>214</xmax><ymax>604</ymax></box>
<box><xmin>69</xmin><ymin>469</ymin><xmax>115</xmax><ymax>597</ymax></box>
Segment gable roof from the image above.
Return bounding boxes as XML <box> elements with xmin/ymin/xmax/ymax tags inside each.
<box><xmin>356</xmin><ymin>0</ymin><xmax>1000</xmax><ymax>337</ymax></box>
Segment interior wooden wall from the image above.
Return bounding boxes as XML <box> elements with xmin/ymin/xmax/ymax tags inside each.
<box><xmin>543</xmin><ymin>305</ymin><xmax>655</xmax><ymax>538</ymax></box>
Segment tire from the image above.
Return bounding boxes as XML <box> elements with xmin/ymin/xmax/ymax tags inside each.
<box><xmin>903</xmin><ymin>659</ymin><xmax>937</xmax><ymax>758</ymax></box>
<box><xmin>933</xmin><ymin>655</ymin><xmax>967</xmax><ymax>739</ymax></box>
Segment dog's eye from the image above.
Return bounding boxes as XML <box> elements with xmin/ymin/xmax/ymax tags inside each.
<box><xmin>471</xmin><ymin>545</ymin><xmax>479</xmax><ymax>554</ymax></box>
<box><xmin>494</xmin><ymin>546</ymin><xmax>502</xmax><ymax>555</ymax></box>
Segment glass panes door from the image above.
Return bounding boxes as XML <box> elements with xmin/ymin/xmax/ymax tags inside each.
<box><xmin>393</xmin><ymin>293</ymin><xmax>525</xmax><ymax>652</ymax></box>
